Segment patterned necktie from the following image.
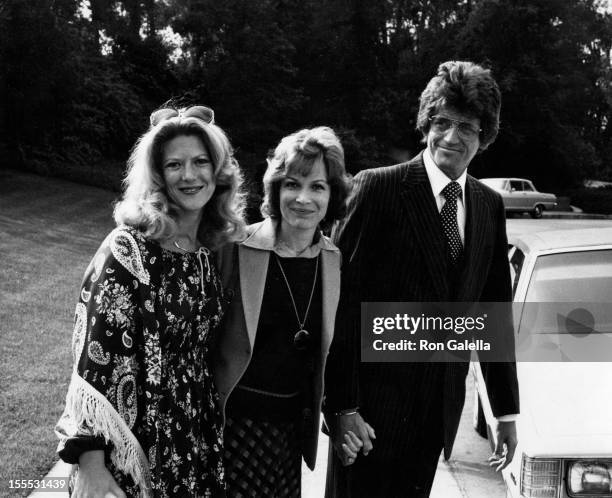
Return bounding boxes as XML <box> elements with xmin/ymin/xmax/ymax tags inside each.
<box><xmin>440</xmin><ymin>181</ymin><xmax>463</xmax><ymax>262</ymax></box>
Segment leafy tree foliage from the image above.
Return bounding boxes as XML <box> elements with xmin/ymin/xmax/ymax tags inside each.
<box><xmin>170</xmin><ymin>0</ymin><xmax>306</xmax><ymax>148</ymax></box>
<box><xmin>455</xmin><ymin>0</ymin><xmax>612</xmax><ymax>188</ymax></box>
<box><xmin>1</xmin><ymin>0</ymin><xmax>80</xmax><ymax>165</ymax></box>
<box><xmin>1</xmin><ymin>0</ymin><xmax>610</xmax><ymax>187</ymax></box>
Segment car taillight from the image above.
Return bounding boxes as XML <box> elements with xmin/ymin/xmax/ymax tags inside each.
<box><xmin>568</xmin><ymin>461</ymin><xmax>612</xmax><ymax>496</ymax></box>
<box><xmin>521</xmin><ymin>454</ymin><xmax>561</xmax><ymax>498</ymax></box>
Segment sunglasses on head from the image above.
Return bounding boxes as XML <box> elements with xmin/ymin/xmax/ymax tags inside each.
<box><xmin>150</xmin><ymin>105</ymin><xmax>215</xmax><ymax>127</ymax></box>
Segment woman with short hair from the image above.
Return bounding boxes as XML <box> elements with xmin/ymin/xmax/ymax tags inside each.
<box><xmin>56</xmin><ymin>105</ymin><xmax>245</xmax><ymax>497</ymax></box>
<box><xmin>214</xmin><ymin>126</ymin><xmax>352</xmax><ymax>497</ymax></box>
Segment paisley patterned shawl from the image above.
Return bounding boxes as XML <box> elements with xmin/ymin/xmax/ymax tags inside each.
<box><xmin>55</xmin><ymin>226</ymin><xmax>163</xmax><ymax>498</ymax></box>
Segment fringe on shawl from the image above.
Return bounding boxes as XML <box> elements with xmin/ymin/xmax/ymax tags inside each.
<box><xmin>61</xmin><ymin>372</ymin><xmax>153</xmax><ymax>498</ymax></box>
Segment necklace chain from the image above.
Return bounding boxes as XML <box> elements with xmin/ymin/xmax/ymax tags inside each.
<box><xmin>173</xmin><ymin>240</ymin><xmax>188</xmax><ymax>252</ymax></box>
<box><xmin>274</xmin><ymin>254</ymin><xmax>319</xmax><ymax>330</ymax></box>
<box><xmin>174</xmin><ymin>239</ymin><xmax>203</xmax><ymax>253</ymax></box>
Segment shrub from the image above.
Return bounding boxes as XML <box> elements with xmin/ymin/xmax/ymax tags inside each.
<box><xmin>568</xmin><ymin>187</ymin><xmax>612</xmax><ymax>215</ymax></box>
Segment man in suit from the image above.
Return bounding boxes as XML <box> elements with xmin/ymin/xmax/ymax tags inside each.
<box><xmin>323</xmin><ymin>60</ymin><xmax>519</xmax><ymax>498</ymax></box>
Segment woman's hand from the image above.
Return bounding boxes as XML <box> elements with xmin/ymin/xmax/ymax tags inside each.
<box><xmin>72</xmin><ymin>450</ymin><xmax>126</xmax><ymax>498</ymax></box>
<box><xmin>341</xmin><ymin>430</ymin><xmax>363</xmax><ymax>462</ymax></box>
<box><xmin>331</xmin><ymin>412</ymin><xmax>376</xmax><ymax>466</ymax></box>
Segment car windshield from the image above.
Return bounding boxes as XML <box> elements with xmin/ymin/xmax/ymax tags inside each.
<box><xmin>521</xmin><ymin>249</ymin><xmax>612</xmax><ymax>335</ymax></box>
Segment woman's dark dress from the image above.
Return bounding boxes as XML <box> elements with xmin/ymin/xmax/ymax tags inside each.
<box><xmin>224</xmin><ymin>255</ymin><xmax>322</xmax><ymax>498</ymax></box>
<box><xmin>57</xmin><ymin>228</ymin><xmax>225</xmax><ymax>498</ymax></box>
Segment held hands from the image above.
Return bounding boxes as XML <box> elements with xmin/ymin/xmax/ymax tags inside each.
<box><xmin>331</xmin><ymin>412</ymin><xmax>376</xmax><ymax>466</ymax></box>
<box><xmin>488</xmin><ymin>420</ymin><xmax>518</xmax><ymax>472</ymax></box>
<box><xmin>73</xmin><ymin>450</ymin><xmax>126</xmax><ymax>498</ymax></box>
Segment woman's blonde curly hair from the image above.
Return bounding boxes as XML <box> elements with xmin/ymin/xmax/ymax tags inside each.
<box><xmin>114</xmin><ymin>106</ymin><xmax>246</xmax><ymax>249</ymax></box>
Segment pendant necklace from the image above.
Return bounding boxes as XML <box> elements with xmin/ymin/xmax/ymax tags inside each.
<box><xmin>274</xmin><ymin>254</ymin><xmax>319</xmax><ymax>351</ymax></box>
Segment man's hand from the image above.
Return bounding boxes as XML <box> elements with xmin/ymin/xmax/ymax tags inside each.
<box><xmin>330</xmin><ymin>412</ymin><xmax>376</xmax><ymax>466</ymax></box>
<box><xmin>73</xmin><ymin>450</ymin><xmax>126</xmax><ymax>498</ymax></box>
<box><xmin>488</xmin><ymin>420</ymin><xmax>517</xmax><ymax>471</ymax></box>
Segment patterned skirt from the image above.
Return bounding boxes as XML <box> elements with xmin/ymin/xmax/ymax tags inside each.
<box><xmin>224</xmin><ymin>415</ymin><xmax>302</xmax><ymax>498</ymax></box>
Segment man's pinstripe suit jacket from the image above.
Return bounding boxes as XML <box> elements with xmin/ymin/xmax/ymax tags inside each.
<box><xmin>324</xmin><ymin>152</ymin><xmax>519</xmax><ymax>461</ymax></box>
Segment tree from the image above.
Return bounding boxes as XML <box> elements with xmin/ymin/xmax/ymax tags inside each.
<box><xmin>455</xmin><ymin>0</ymin><xmax>612</xmax><ymax>187</ymax></box>
<box><xmin>2</xmin><ymin>0</ymin><xmax>610</xmax><ymax>189</ymax></box>
<box><xmin>0</xmin><ymin>0</ymin><xmax>159</xmax><ymax>175</ymax></box>
<box><xmin>171</xmin><ymin>0</ymin><xmax>305</xmax><ymax>148</ymax></box>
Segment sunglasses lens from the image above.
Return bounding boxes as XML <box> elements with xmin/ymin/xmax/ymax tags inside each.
<box><xmin>431</xmin><ymin>117</ymin><xmax>450</xmax><ymax>130</ymax></box>
<box><xmin>150</xmin><ymin>108</ymin><xmax>177</xmax><ymax>127</ymax></box>
<box><xmin>149</xmin><ymin>106</ymin><xmax>215</xmax><ymax>127</ymax></box>
<box><xmin>293</xmin><ymin>329</ymin><xmax>311</xmax><ymax>351</ymax></box>
<box><xmin>458</xmin><ymin>124</ymin><xmax>479</xmax><ymax>138</ymax></box>
<box><xmin>184</xmin><ymin>106</ymin><xmax>214</xmax><ymax>124</ymax></box>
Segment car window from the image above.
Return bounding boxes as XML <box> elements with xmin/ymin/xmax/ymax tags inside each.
<box><xmin>509</xmin><ymin>247</ymin><xmax>525</xmax><ymax>297</ymax></box>
<box><xmin>522</xmin><ymin>181</ymin><xmax>534</xmax><ymax>192</ymax></box>
<box><xmin>521</xmin><ymin>249</ymin><xmax>612</xmax><ymax>334</ymax></box>
<box><xmin>510</xmin><ymin>180</ymin><xmax>523</xmax><ymax>191</ymax></box>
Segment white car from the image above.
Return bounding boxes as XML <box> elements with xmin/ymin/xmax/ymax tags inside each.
<box><xmin>480</xmin><ymin>178</ymin><xmax>558</xmax><ymax>218</ymax></box>
<box><xmin>472</xmin><ymin>220</ymin><xmax>612</xmax><ymax>498</ymax></box>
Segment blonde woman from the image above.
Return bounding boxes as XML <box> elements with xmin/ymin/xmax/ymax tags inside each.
<box><xmin>55</xmin><ymin>106</ymin><xmax>245</xmax><ymax>497</ymax></box>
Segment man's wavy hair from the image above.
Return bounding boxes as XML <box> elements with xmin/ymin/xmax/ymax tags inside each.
<box><xmin>261</xmin><ymin>126</ymin><xmax>352</xmax><ymax>233</ymax></box>
<box><xmin>417</xmin><ymin>60</ymin><xmax>501</xmax><ymax>150</ymax></box>
<box><xmin>114</xmin><ymin>106</ymin><xmax>245</xmax><ymax>249</ymax></box>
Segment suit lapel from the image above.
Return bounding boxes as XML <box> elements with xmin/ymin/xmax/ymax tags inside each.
<box><xmin>320</xmin><ymin>250</ymin><xmax>340</xmax><ymax>356</ymax></box>
<box><xmin>399</xmin><ymin>156</ymin><xmax>449</xmax><ymax>299</ymax></box>
<box><xmin>456</xmin><ymin>176</ymin><xmax>488</xmax><ymax>301</ymax></box>
<box><xmin>238</xmin><ymin>246</ymin><xmax>269</xmax><ymax>348</ymax></box>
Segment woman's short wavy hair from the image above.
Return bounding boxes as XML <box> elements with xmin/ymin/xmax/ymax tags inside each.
<box><xmin>261</xmin><ymin>127</ymin><xmax>352</xmax><ymax>232</ymax></box>
<box><xmin>114</xmin><ymin>106</ymin><xmax>245</xmax><ymax>249</ymax></box>
<box><xmin>416</xmin><ymin>60</ymin><xmax>501</xmax><ymax>150</ymax></box>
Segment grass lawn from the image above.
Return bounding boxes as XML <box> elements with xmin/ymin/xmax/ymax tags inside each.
<box><xmin>0</xmin><ymin>169</ymin><xmax>332</xmax><ymax>498</ymax></box>
<box><xmin>0</xmin><ymin>170</ymin><xmax>117</xmax><ymax>498</ymax></box>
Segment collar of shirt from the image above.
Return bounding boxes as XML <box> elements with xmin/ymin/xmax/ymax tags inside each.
<box><xmin>242</xmin><ymin>217</ymin><xmax>338</xmax><ymax>258</ymax></box>
<box><xmin>423</xmin><ymin>148</ymin><xmax>467</xmax><ymax>242</ymax></box>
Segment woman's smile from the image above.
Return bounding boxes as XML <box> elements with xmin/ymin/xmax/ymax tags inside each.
<box><xmin>290</xmin><ymin>206</ymin><xmax>316</xmax><ymax>215</ymax></box>
<box><xmin>178</xmin><ymin>185</ymin><xmax>207</xmax><ymax>195</ymax></box>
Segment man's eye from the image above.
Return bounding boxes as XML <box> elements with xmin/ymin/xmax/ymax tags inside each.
<box><xmin>459</xmin><ymin>124</ymin><xmax>478</xmax><ymax>134</ymax></box>
<box><xmin>434</xmin><ymin>117</ymin><xmax>451</xmax><ymax>128</ymax></box>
